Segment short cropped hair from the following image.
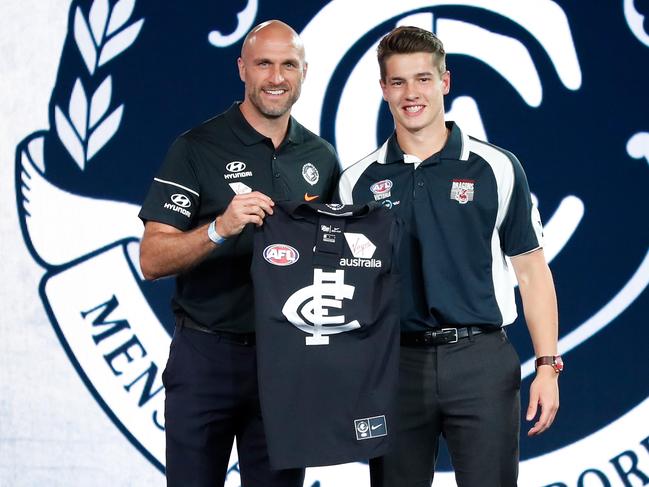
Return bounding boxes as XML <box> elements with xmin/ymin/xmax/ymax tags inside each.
<box><xmin>377</xmin><ymin>26</ymin><xmax>446</xmax><ymax>80</ymax></box>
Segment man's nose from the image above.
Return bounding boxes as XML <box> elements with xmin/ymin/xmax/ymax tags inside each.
<box><xmin>405</xmin><ymin>81</ymin><xmax>419</xmax><ymax>99</ymax></box>
<box><xmin>268</xmin><ymin>65</ymin><xmax>285</xmax><ymax>84</ymax></box>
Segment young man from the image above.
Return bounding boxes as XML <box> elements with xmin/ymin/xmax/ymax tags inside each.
<box><xmin>337</xmin><ymin>26</ymin><xmax>560</xmax><ymax>486</ymax></box>
<box><xmin>139</xmin><ymin>20</ymin><xmax>339</xmax><ymax>486</ymax></box>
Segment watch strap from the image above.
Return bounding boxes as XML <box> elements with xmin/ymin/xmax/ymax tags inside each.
<box><xmin>535</xmin><ymin>355</ymin><xmax>563</xmax><ymax>373</ymax></box>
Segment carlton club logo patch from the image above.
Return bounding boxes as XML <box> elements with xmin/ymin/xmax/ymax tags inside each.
<box><xmin>302</xmin><ymin>162</ymin><xmax>319</xmax><ymax>185</ymax></box>
<box><xmin>450</xmin><ymin>179</ymin><xmax>475</xmax><ymax>204</ymax></box>
<box><xmin>263</xmin><ymin>244</ymin><xmax>300</xmax><ymax>266</ymax></box>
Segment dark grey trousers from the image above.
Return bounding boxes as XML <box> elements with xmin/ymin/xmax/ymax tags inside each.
<box><xmin>163</xmin><ymin>325</ymin><xmax>304</xmax><ymax>487</ymax></box>
<box><xmin>370</xmin><ymin>329</ymin><xmax>521</xmax><ymax>487</ymax></box>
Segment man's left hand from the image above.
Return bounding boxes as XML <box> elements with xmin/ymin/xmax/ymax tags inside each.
<box><xmin>526</xmin><ymin>366</ymin><xmax>559</xmax><ymax>436</ymax></box>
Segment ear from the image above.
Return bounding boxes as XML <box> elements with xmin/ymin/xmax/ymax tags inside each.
<box><xmin>302</xmin><ymin>61</ymin><xmax>308</xmax><ymax>82</ymax></box>
<box><xmin>237</xmin><ymin>57</ymin><xmax>245</xmax><ymax>82</ymax></box>
<box><xmin>380</xmin><ymin>78</ymin><xmax>388</xmax><ymax>101</ymax></box>
<box><xmin>441</xmin><ymin>70</ymin><xmax>451</xmax><ymax>95</ymax></box>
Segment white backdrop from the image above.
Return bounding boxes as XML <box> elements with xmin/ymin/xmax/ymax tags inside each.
<box><xmin>0</xmin><ymin>1</ymin><xmax>158</xmax><ymax>485</ymax></box>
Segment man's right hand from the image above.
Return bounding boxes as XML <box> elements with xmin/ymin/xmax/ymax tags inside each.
<box><xmin>216</xmin><ymin>191</ymin><xmax>275</xmax><ymax>238</ymax></box>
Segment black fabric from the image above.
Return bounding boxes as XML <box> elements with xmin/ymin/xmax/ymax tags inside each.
<box><xmin>400</xmin><ymin>325</ymin><xmax>497</xmax><ymax>346</ymax></box>
<box><xmin>369</xmin><ymin>330</ymin><xmax>521</xmax><ymax>487</ymax></box>
<box><xmin>139</xmin><ymin>103</ymin><xmax>340</xmax><ymax>332</ymax></box>
<box><xmin>162</xmin><ymin>325</ymin><xmax>304</xmax><ymax>487</ymax></box>
<box><xmin>251</xmin><ymin>202</ymin><xmax>401</xmax><ymax>468</ymax></box>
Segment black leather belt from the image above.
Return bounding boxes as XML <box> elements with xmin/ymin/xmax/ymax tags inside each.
<box><xmin>401</xmin><ymin>326</ymin><xmax>499</xmax><ymax>346</ymax></box>
<box><xmin>178</xmin><ymin>315</ymin><xmax>256</xmax><ymax>346</ymax></box>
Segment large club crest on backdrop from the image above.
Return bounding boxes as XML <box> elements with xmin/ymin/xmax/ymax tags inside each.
<box><xmin>14</xmin><ymin>0</ymin><xmax>649</xmax><ymax>484</ymax></box>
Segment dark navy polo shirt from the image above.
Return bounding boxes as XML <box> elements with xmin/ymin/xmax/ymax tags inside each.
<box><xmin>337</xmin><ymin>122</ymin><xmax>543</xmax><ymax>331</ymax></box>
<box><xmin>139</xmin><ymin>103</ymin><xmax>340</xmax><ymax>332</ymax></box>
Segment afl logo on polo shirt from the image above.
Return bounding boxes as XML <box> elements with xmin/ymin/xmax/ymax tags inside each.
<box><xmin>263</xmin><ymin>244</ymin><xmax>300</xmax><ymax>266</ymax></box>
<box><xmin>370</xmin><ymin>179</ymin><xmax>392</xmax><ymax>201</ymax></box>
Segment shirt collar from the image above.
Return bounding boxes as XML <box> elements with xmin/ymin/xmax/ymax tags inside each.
<box><xmin>379</xmin><ymin>121</ymin><xmax>470</xmax><ymax>164</ymax></box>
<box><xmin>224</xmin><ymin>102</ymin><xmax>304</xmax><ymax>146</ymax></box>
<box><xmin>278</xmin><ymin>201</ymin><xmax>376</xmax><ymax>223</ymax></box>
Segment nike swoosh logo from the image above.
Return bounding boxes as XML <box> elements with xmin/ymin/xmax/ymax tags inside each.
<box><xmin>304</xmin><ymin>193</ymin><xmax>319</xmax><ymax>202</ymax></box>
<box><xmin>371</xmin><ymin>424</ymin><xmax>383</xmax><ymax>430</ymax></box>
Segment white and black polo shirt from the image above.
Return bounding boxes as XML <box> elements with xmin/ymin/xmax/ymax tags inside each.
<box><xmin>337</xmin><ymin>122</ymin><xmax>543</xmax><ymax>331</ymax></box>
<box><xmin>139</xmin><ymin>103</ymin><xmax>340</xmax><ymax>333</ymax></box>
<box><xmin>251</xmin><ymin>201</ymin><xmax>401</xmax><ymax>468</ymax></box>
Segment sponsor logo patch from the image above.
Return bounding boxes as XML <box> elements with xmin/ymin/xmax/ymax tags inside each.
<box><xmin>263</xmin><ymin>244</ymin><xmax>300</xmax><ymax>266</ymax></box>
<box><xmin>229</xmin><ymin>182</ymin><xmax>252</xmax><ymax>195</ymax></box>
<box><xmin>224</xmin><ymin>160</ymin><xmax>253</xmax><ymax>180</ymax></box>
<box><xmin>355</xmin><ymin>415</ymin><xmax>387</xmax><ymax>440</ymax></box>
<box><xmin>170</xmin><ymin>193</ymin><xmax>191</xmax><ymax>208</ymax></box>
<box><xmin>226</xmin><ymin>161</ymin><xmax>246</xmax><ymax>172</ymax></box>
<box><xmin>163</xmin><ymin>193</ymin><xmax>191</xmax><ymax>217</ymax></box>
<box><xmin>344</xmin><ymin>233</ymin><xmax>376</xmax><ymax>258</ymax></box>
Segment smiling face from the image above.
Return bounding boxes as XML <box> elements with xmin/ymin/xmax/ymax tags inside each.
<box><xmin>380</xmin><ymin>52</ymin><xmax>450</xmax><ymax>136</ymax></box>
<box><xmin>238</xmin><ymin>21</ymin><xmax>307</xmax><ymax>120</ymax></box>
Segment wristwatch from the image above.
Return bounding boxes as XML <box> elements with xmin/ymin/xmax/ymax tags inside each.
<box><xmin>535</xmin><ymin>355</ymin><xmax>564</xmax><ymax>373</ymax></box>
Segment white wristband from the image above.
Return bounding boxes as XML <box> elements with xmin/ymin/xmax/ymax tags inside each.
<box><xmin>208</xmin><ymin>220</ymin><xmax>227</xmax><ymax>245</ymax></box>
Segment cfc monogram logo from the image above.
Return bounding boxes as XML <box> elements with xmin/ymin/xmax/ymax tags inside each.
<box><xmin>282</xmin><ymin>269</ymin><xmax>360</xmax><ymax>345</ymax></box>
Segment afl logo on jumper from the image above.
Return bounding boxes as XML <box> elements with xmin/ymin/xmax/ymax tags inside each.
<box><xmin>370</xmin><ymin>179</ymin><xmax>392</xmax><ymax>201</ymax></box>
<box><xmin>263</xmin><ymin>244</ymin><xmax>300</xmax><ymax>266</ymax></box>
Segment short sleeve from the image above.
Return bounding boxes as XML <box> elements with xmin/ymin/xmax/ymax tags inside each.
<box><xmin>499</xmin><ymin>153</ymin><xmax>544</xmax><ymax>257</ymax></box>
<box><xmin>138</xmin><ymin>137</ymin><xmax>201</xmax><ymax>231</ymax></box>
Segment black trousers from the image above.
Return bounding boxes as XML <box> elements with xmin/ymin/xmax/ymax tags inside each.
<box><xmin>370</xmin><ymin>329</ymin><xmax>521</xmax><ymax>487</ymax></box>
<box><xmin>163</xmin><ymin>325</ymin><xmax>305</xmax><ymax>487</ymax></box>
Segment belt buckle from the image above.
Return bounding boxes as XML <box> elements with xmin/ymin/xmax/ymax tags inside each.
<box><xmin>440</xmin><ymin>327</ymin><xmax>459</xmax><ymax>344</ymax></box>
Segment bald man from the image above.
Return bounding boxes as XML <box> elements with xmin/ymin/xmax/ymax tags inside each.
<box><xmin>139</xmin><ymin>20</ymin><xmax>340</xmax><ymax>486</ymax></box>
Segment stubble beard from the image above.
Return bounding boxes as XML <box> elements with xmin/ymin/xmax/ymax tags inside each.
<box><xmin>248</xmin><ymin>85</ymin><xmax>301</xmax><ymax>119</ymax></box>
